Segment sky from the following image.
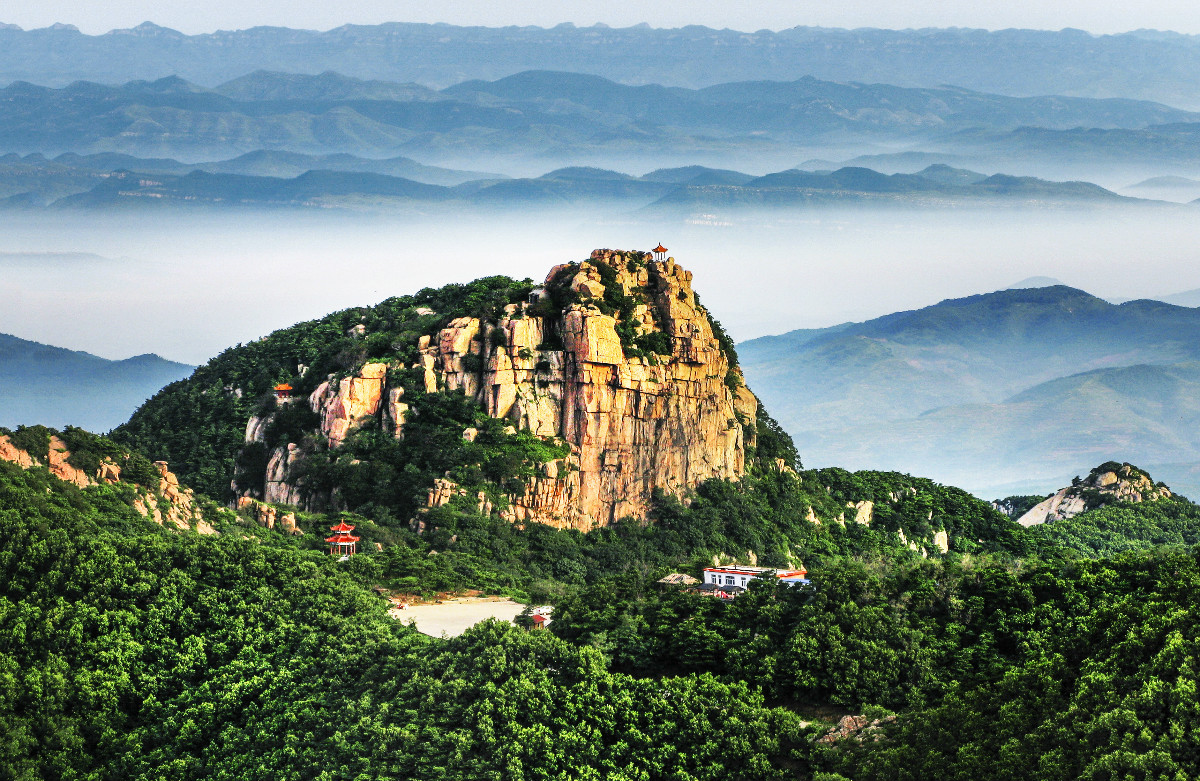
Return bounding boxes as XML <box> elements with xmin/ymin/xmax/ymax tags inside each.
<box><xmin>2</xmin><ymin>0</ymin><xmax>1199</xmax><ymax>36</ymax></box>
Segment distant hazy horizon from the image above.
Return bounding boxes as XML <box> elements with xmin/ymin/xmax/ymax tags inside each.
<box><xmin>4</xmin><ymin>206</ymin><xmax>1200</xmax><ymax>366</ymax></box>
<box><xmin>3</xmin><ymin>3</ymin><xmax>1200</xmax><ymax>38</ymax></box>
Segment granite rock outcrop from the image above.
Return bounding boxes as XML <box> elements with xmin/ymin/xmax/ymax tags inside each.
<box><xmin>236</xmin><ymin>249</ymin><xmax>759</xmax><ymax>530</ymax></box>
<box><xmin>1017</xmin><ymin>462</ymin><xmax>1173</xmax><ymax>527</ymax></box>
<box><xmin>0</xmin><ymin>433</ymin><xmax>213</xmax><ymax>534</ymax></box>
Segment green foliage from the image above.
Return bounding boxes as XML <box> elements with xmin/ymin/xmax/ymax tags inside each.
<box><xmin>694</xmin><ymin>292</ymin><xmax>739</xmax><ymax>369</ymax></box>
<box><xmin>822</xmin><ymin>550</ymin><xmax>1200</xmax><ymax>780</ymax></box>
<box><xmin>113</xmin><ymin>275</ymin><xmax>535</xmax><ymax>499</ymax></box>
<box><xmin>752</xmin><ymin>406</ymin><xmax>802</xmax><ymax>470</ymax></box>
<box><xmin>5</xmin><ymin>424</ymin><xmax>52</xmax><ymax>462</ymax></box>
<box><xmin>0</xmin><ymin>456</ymin><xmax>809</xmax><ymax>780</ymax></box>
<box><xmin>288</xmin><ymin>385</ymin><xmax>570</xmax><ymax>523</ymax></box>
<box><xmin>635</xmin><ymin>330</ymin><xmax>672</xmax><ymax>356</ymax></box>
<box><xmin>996</xmin><ymin>493</ymin><xmax>1048</xmax><ymax>518</ymax></box>
<box><xmin>1027</xmin><ymin>498</ymin><xmax>1200</xmax><ymax>558</ymax></box>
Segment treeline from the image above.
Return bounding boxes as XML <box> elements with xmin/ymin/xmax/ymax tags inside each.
<box><xmin>1027</xmin><ymin>496</ymin><xmax>1200</xmax><ymax>558</ymax></box>
<box><xmin>309</xmin><ymin>465</ymin><xmax>1026</xmax><ymax>602</ymax></box>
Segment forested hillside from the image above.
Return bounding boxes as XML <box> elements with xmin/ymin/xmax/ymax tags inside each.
<box><xmin>8</xmin><ymin>424</ymin><xmax>1200</xmax><ymax>778</ymax></box>
<box><xmin>0</xmin><ymin>457</ymin><xmax>812</xmax><ymax>779</ymax></box>
<box><xmin>18</xmin><ymin>255</ymin><xmax>1200</xmax><ymax>779</ymax></box>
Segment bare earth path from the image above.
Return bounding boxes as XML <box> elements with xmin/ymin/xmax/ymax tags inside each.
<box><xmin>391</xmin><ymin>598</ymin><xmax>524</xmax><ymax>637</ymax></box>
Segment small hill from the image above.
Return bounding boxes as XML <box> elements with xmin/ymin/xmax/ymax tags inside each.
<box><xmin>1017</xmin><ymin>462</ymin><xmax>1173</xmax><ymax>527</ymax></box>
<box><xmin>1007</xmin><ymin>276</ymin><xmax>1065</xmax><ymax>289</ymax></box>
<box><xmin>1015</xmin><ymin>463</ymin><xmax>1200</xmax><ymax>559</ymax></box>
<box><xmin>0</xmin><ymin>332</ymin><xmax>193</xmax><ymax>431</ymax></box>
<box><xmin>214</xmin><ymin>69</ymin><xmax>438</xmax><ymax>102</ymax></box>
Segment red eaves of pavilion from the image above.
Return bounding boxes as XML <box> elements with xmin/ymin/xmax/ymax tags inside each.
<box><xmin>329</xmin><ymin>521</ymin><xmax>356</xmax><ymax>532</ymax></box>
<box><xmin>325</xmin><ymin>533</ymin><xmax>360</xmax><ymax>543</ymax></box>
<box><xmin>654</xmin><ymin>244</ymin><xmax>668</xmax><ymax>253</ymax></box>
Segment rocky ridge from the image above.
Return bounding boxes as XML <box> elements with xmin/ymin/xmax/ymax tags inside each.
<box><xmin>237</xmin><ymin>249</ymin><xmax>759</xmax><ymax>530</ymax></box>
<box><xmin>0</xmin><ymin>432</ymin><xmax>215</xmax><ymax>534</ymax></box>
<box><xmin>1017</xmin><ymin>462</ymin><xmax>1173</xmax><ymax>527</ymax></box>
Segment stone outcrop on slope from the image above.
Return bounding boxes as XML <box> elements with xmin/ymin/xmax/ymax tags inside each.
<box><xmin>236</xmin><ymin>496</ymin><xmax>303</xmax><ymax>535</ymax></box>
<box><xmin>238</xmin><ymin>249</ymin><xmax>759</xmax><ymax>530</ymax></box>
<box><xmin>1017</xmin><ymin>462</ymin><xmax>1173</xmax><ymax>527</ymax></box>
<box><xmin>0</xmin><ymin>434</ymin><xmax>214</xmax><ymax>534</ymax></box>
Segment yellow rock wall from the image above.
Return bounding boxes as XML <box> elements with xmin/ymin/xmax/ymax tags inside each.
<box><xmin>242</xmin><ymin>250</ymin><xmax>757</xmax><ymax>531</ymax></box>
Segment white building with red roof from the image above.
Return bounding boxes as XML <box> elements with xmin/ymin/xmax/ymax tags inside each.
<box><xmin>702</xmin><ymin>565</ymin><xmax>809</xmax><ymax>590</ymax></box>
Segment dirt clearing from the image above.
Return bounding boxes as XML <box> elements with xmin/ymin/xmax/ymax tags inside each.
<box><xmin>392</xmin><ymin>597</ymin><xmax>524</xmax><ymax>637</ymax></box>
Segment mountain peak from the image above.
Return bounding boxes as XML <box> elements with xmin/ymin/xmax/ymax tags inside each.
<box><xmin>1006</xmin><ymin>276</ymin><xmax>1066</xmax><ymax>289</ymax></box>
<box><xmin>119</xmin><ymin>249</ymin><xmax>784</xmax><ymax>527</ymax></box>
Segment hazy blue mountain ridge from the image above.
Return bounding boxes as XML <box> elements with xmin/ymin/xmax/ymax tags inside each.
<box><xmin>14</xmin><ymin>161</ymin><xmax>1146</xmax><ymax>212</ymax></box>
<box><xmin>740</xmin><ymin>286</ymin><xmax>1200</xmax><ymax>497</ymax></box>
<box><xmin>2</xmin><ymin>23</ymin><xmax>1200</xmax><ymax>108</ymax></box>
<box><xmin>0</xmin><ymin>71</ymin><xmax>1195</xmax><ymax>164</ymax></box>
<box><xmin>0</xmin><ymin>332</ymin><xmax>193</xmax><ymax>431</ymax></box>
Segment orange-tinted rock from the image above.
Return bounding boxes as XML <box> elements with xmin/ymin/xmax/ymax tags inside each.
<box><xmin>47</xmin><ymin>436</ymin><xmax>91</xmax><ymax>487</ymax></box>
<box><xmin>310</xmin><ymin>362</ymin><xmax>388</xmax><ymax>448</ymax></box>
<box><xmin>238</xmin><ymin>250</ymin><xmax>757</xmax><ymax>531</ymax></box>
<box><xmin>0</xmin><ymin>436</ymin><xmax>35</xmax><ymax>468</ymax></box>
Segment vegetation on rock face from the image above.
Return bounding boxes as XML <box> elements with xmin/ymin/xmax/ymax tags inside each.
<box><xmin>1</xmin><ymin>423</ymin><xmax>164</xmax><ymax>488</ymax></box>
<box><xmin>113</xmin><ymin>274</ymin><xmax>536</xmax><ymax>500</ymax></box>
<box><xmin>116</xmin><ymin>256</ymin><xmax>769</xmax><ymax>532</ymax></box>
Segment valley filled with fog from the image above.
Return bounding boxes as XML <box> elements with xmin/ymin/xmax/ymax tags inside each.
<box><xmin>5</xmin><ymin>205</ymin><xmax>1200</xmax><ymax>365</ymax></box>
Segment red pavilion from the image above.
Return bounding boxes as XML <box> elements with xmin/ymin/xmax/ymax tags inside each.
<box><xmin>326</xmin><ymin>520</ymin><xmax>360</xmax><ymax>556</ymax></box>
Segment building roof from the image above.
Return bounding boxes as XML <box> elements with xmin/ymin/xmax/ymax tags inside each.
<box><xmin>274</xmin><ymin>383</ymin><xmax>293</xmax><ymax>392</ymax></box>
<box><xmin>325</xmin><ymin>533</ymin><xmax>360</xmax><ymax>544</ymax></box>
<box><xmin>698</xmin><ymin>583</ymin><xmax>746</xmax><ymax>593</ymax></box>
<box><xmin>658</xmin><ymin>573</ymin><xmax>700</xmax><ymax>585</ymax></box>
<box><xmin>704</xmin><ymin>566</ymin><xmax>807</xmax><ymax>578</ymax></box>
<box><xmin>329</xmin><ymin>521</ymin><xmax>356</xmax><ymax>532</ymax></box>
<box><xmin>654</xmin><ymin>244</ymin><xmax>668</xmax><ymax>253</ymax></box>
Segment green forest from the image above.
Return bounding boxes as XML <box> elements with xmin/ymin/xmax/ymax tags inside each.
<box><xmin>9</xmin><ymin>264</ymin><xmax>1200</xmax><ymax>778</ymax></box>
<box><xmin>7</xmin><ymin>423</ymin><xmax>1200</xmax><ymax>777</ymax></box>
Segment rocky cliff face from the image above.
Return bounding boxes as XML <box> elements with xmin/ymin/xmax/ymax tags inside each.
<box><xmin>0</xmin><ymin>433</ymin><xmax>214</xmax><ymax>534</ymax></box>
<box><xmin>1017</xmin><ymin>462</ymin><xmax>1173</xmax><ymax>527</ymax></box>
<box><xmin>237</xmin><ymin>249</ymin><xmax>759</xmax><ymax>530</ymax></box>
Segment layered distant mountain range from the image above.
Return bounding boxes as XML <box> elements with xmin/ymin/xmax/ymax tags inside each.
<box><xmin>3</xmin><ymin>23</ymin><xmax>1200</xmax><ymax>109</ymax></box>
<box><xmin>0</xmin><ymin>70</ymin><xmax>1196</xmax><ymax>171</ymax></box>
<box><xmin>740</xmin><ymin>285</ymin><xmax>1200</xmax><ymax>498</ymax></box>
<box><xmin>0</xmin><ymin>332</ymin><xmax>193</xmax><ymax>431</ymax></box>
<box><xmin>0</xmin><ymin>155</ymin><xmax>1169</xmax><ymax>214</ymax></box>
